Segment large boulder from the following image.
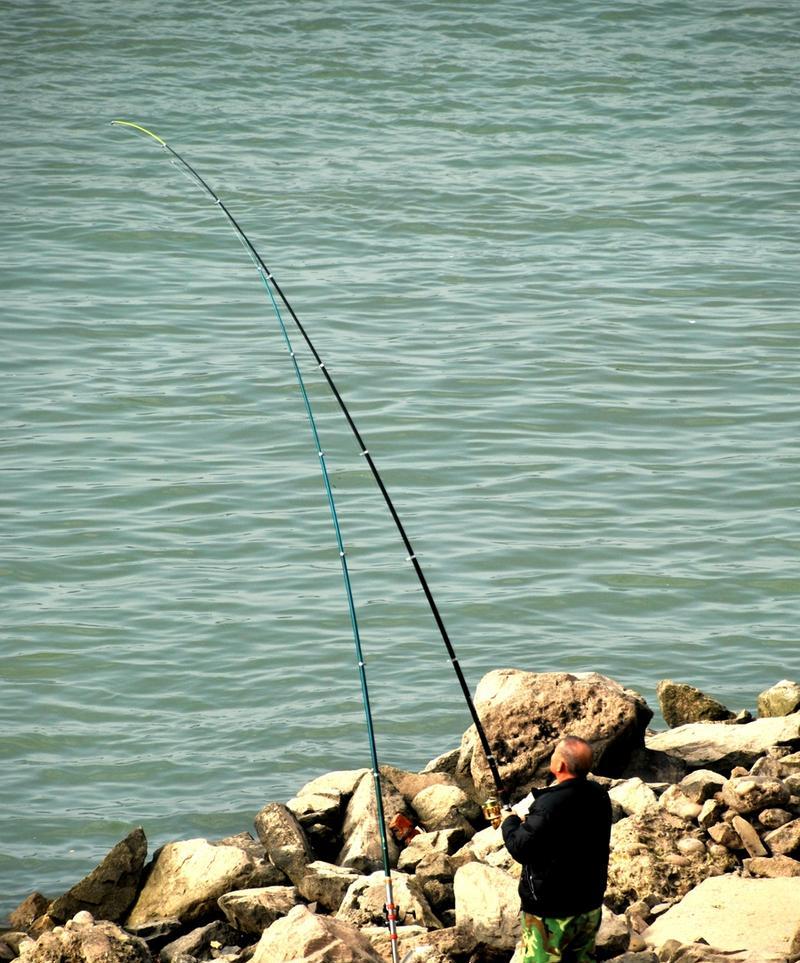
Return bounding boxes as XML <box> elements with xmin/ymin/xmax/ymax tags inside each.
<box><xmin>18</xmin><ymin>913</ymin><xmax>151</xmax><ymax>963</ymax></box>
<box><xmin>646</xmin><ymin>714</ymin><xmax>800</xmax><ymax>774</ymax></box>
<box><xmin>457</xmin><ymin>670</ymin><xmax>652</xmax><ymax>795</ymax></box>
<box><xmin>336</xmin><ymin>871</ymin><xmax>441</xmax><ymax>929</ymax></box>
<box><xmin>337</xmin><ymin>773</ymin><xmax>411</xmax><ymax>872</ymax></box>
<box><xmin>763</xmin><ymin>818</ymin><xmax>800</xmax><ymax>856</ymax></box>
<box><xmin>126</xmin><ymin>838</ymin><xmax>258</xmax><ymax>927</ymax></box>
<box><xmin>606</xmin><ymin>810</ymin><xmax>735</xmax><ymax>912</ymax></box>
<box><xmin>453</xmin><ymin>862</ymin><xmax>519</xmax><ymax>951</ymax></box>
<box><xmin>296</xmin><ymin>861</ymin><xmax>361</xmax><ymax>913</ymax></box>
<box><xmin>410</xmin><ymin>784</ymin><xmax>479</xmax><ymax>840</ymax></box>
<box><xmin>396</xmin><ymin>831</ymin><xmax>463</xmax><ymax>874</ymax></box>
<box><xmin>254</xmin><ymin>803</ymin><xmax>314</xmax><ymax>885</ymax></box>
<box><xmin>48</xmin><ymin>828</ymin><xmax>148</xmax><ymax>924</ymax></box>
<box><xmin>9</xmin><ymin>894</ymin><xmax>50</xmax><ymax>931</ymax></box>
<box><xmin>286</xmin><ymin>772</ymin><xmax>366</xmax><ymax>864</ymax></box>
<box><xmin>643</xmin><ymin>875</ymin><xmax>800</xmax><ymax>959</ymax></box>
<box><xmin>608</xmin><ymin>778</ymin><xmax>659</xmax><ymax>817</ymax></box>
<box><xmin>758</xmin><ymin>681</ymin><xmax>800</xmax><ymax>718</ymax></box>
<box><xmin>721</xmin><ymin>774</ymin><xmax>791</xmax><ymax>814</ymax></box>
<box><xmin>656</xmin><ymin>681</ymin><xmax>734</xmax><ymax>728</ymax></box>
<box><xmin>217</xmin><ymin>886</ymin><xmax>300</xmax><ymax>935</ymax></box>
<box><xmin>250</xmin><ymin>904</ymin><xmax>382</xmax><ymax>963</ymax></box>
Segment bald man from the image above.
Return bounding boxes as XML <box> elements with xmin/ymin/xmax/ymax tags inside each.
<box><xmin>501</xmin><ymin>736</ymin><xmax>612</xmax><ymax>963</ymax></box>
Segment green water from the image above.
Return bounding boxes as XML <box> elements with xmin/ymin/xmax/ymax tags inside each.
<box><xmin>2</xmin><ymin>0</ymin><xmax>798</xmax><ymax>917</ymax></box>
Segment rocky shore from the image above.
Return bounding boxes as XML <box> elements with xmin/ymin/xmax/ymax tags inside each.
<box><xmin>4</xmin><ymin>672</ymin><xmax>800</xmax><ymax>963</ymax></box>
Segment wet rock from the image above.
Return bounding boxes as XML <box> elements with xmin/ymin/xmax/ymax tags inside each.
<box><xmin>254</xmin><ymin>803</ymin><xmax>313</xmax><ymax>886</ymax></box>
<box><xmin>730</xmin><ymin>816</ymin><xmax>766</xmax><ymax>858</ymax></box>
<box><xmin>49</xmin><ymin>828</ymin><xmax>148</xmax><ymax>924</ymax></box>
<box><xmin>217</xmin><ymin>887</ymin><xmax>300</xmax><ymax>935</ymax></box>
<box><xmin>676</xmin><ymin>771</ymin><xmax>726</xmax><ymax>806</ymax></box>
<box><xmin>609</xmin><ymin>778</ymin><xmax>659</xmax><ymax>817</ymax></box>
<box><xmin>659</xmin><ymin>786</ymin><xmax>701</xmax><ymax>822</ymax></box>
<box><xmin>721</xmin><ymin>775</ymin><xmax>790</xmax><ymax>814</ymax></box>
<box><xmin>18</xmin><ymin>914</ymin><xmax>151</xmax><ymax>963</ymax></box>
<box><xmin>336</xmin><ymin>870</ymin><xmax>441</xmax><ymax>929</ymax></box>
<box><xmin>160</xmin><ymin>921</ymin><xmax>240</xmax><ymax>963</ymax></box>
<box><xmin>744</xmin><ymin>853</ymin><xmax>800</xmax><ymax>878</ymax></box>
<box><xmin>456</xmin><ymin>670</ymin><xmax>652</xmax><ymax>795</ymax></box>
<box><xmin>453</xmin><ymin>862</ymin><xmax>519</xmax><ymax>951</ymax></box>
<box><xmin>250</xmin><ymin>904</ymin><xmax>382</xmax><ymax>963</ymax></box>
<box><xmin>296</xmin><ymin>861</ymin><xmax>361</xmax><ymax>914</ymax></box>
<box><xmin>643</xmin><ymin>874</ymin><xmax>800</xmax><ymax>959</ymax></box>
<box><xmin>126</xmin><ymin>839</ymin><xmax>258</xmax><ymax>928</ymax></box>
<box><xmin>337</xmin><ymin>773</ymin><xmax>411</xmax><ymax>873</ymax></box>
<box><xmin>763</xmin><ymin>817</ymin><xmax>800</xmax><ymax>856</ymax></box>
<box><xmin>656</xmin><ymin>681</ymin><xmax>734</xmax><ymax>729</ymax></box>
<box><xmin>758</xmin><ymin>680</ymin><xmax>800</xmax><ymax>718</ymax></box>
<box><xmin>9</xmin><ymin>894</ymin><xmax>50</xmax><ymax>931</ymax></box>
<box><xmin>758</xmin><ymin>808</ymin><xmax>794</xmax><ymax>830</ymax></box>
<box><xmin>410</xmin><ymin>784</ymin><xmax>478</xmax><ymax>839</ymax></box>
<box><xmin>646</xmin><ymin>714</ymin><xmax>800</xmax><ymax>774</ymax></box>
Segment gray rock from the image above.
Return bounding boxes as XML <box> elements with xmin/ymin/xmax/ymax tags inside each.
<box><xmin>763</xmin><ymin>817</ymin><xmax>800</xmax><ymax>856</ymax></box>
<box><xmin>217</xmin><ymin>887</ymin><xmax>299</xmax><ymax>935</ymax></box>
<box><xmin>296</xmin><ymin>861</ymin><xmax>360</xmax><ymax>913</ymax></box>
<box><xmin>609</xmin><ymin>778</ymin><xmax>659</xmax><ymax>817</ymax></box>
<box><xmin>721</xmin><ymin>775</ymin><xmax>790</xmax><ymax>814</ymax></box>
<box><xmin>453</xmin><ymin>862</ymin><xmax>519</xmax><ymax>951</ymax></box>
<box><xmin>656</xmin><ymin>681</ymin><xmax>734</xmax><ymax>728</ymax></box>
<box><xmin>758</xmin><ymin>680</ymin><xmax>800</xmax><ymax>718</ymax></box>
<box><xmin>253</xmin><ymin>803</ymin><xmax>313</xmax><ymax>885</ymax></box>
<box><xmin>49</xmin><ymin>828</ymin><xmax>148</xmax><ymax>924</ymax></box>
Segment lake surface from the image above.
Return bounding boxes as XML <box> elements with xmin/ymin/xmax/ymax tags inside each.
<box><xmin>2</xmin><ymin>0</ymin><xmax>799</xmax><ymax>918</ymax></box>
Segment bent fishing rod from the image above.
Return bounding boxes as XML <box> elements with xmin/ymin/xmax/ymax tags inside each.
<box><xmin>110</xmin><ymin>120</ymin><xmax>505</xmax><ymax>803</ymax></box>
<box><xmin>110</xmin><ymin>120</ymin><xmax>400</xmax><ymax>961</ymax></box>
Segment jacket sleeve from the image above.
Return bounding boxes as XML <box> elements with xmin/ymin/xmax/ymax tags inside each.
<box><xmin>501</xmin><ymin>805</ymin><xmax>549</xmax><ymax>864</ymax></box>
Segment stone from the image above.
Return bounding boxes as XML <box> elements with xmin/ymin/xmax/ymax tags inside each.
<box><xmin>456</xmin><ymin>670</ymin><xmax>652</xmax><ymax>795</ymax></box>
<box><xmin>294</xmin><ymin>769</ymin><xmax>369</xmax><ymax>800</ymax></box>
<box><xmin>656</xmin><ymin>681</ymin><xmax>734</xmax><ymax>728</ymax></box>
<box><xmin>296</xmin><ymin>861</ymin><xmax>361</xmax><ymax>913</ymax></box>
<box><xmin>451</xmin><ymin>825</ymin><xmax>518</xmax><ymax>875</ymax></box>
<box><xmin>286</xmin><ymin>789</ymin><xmax>343</xmax><ymax>830</ymax></box>
<box><xmin>730</xmin><ymin>816</ymin><xmax>767</xmax><ymax>858</ymax></box>
<box><xmin>606</xmin><ymin>811</ymin><xmax>736</xmax><ymax>912</ymax></box>
<box><xmin>337</xmin><ymin>772</ymin><xmax>411</xmax><ymax>873</ymax></box>
<box><xmin>758</xmin><ymin>680</ymin><xmax>800</xmax><ymax>718</ymax></box>
<box><xmin>609</xmin><ymin>778</ymin><xmax>659</xmax><ymax>817</ymax></box>
<box><xmin>9</xmin><ymin>893</ymin><xmax>50</xmax><ymax>931</ymax></box>
<box><xmin>336</xmin><ymin>871</ymin><xmax>441</xmax><ymax>929</ymax></box>
<box><xmin>48</xmin><ymin>828</ymin><xmax>148</xmax><ymax>924</ymax></box>
<box><xmin>763</xmin><ymin>817</ymin><xmax>800</xmax><ymax>856</ymax></box>
<box><xmin>396</xmin><ymin>831</ymin><xmax>462</xmax><ymax>873</ymax></box>
<box><xmin>659</xmin><ymin>786</ymin><xmax>701</xmax><ymax>822</ymax></box>
<box><xmin>749</xmin><ymin>755</ymin><xmax>784</xmax><ymax>778</ymax></box>
<box><xmin>250</xmin><ymin>904</ymin><xmax>382</xmax><ymax>963</ymax></box>
<box><xmin>677</xmin><ymin>771</ymin><xmax>726</xmax><ymax>805</ymax></box>
<box><xmin>453</xmin><ymin>862</ymin><xmax>519</xmax><ymax>950</ymax></box>
<box><xmin>758</xmin><ymin>808</ymin><xmax>794</xmax><ymax>830</ymax></box>
<box><xmin>380</xmin><ymin>766</ymin><xmax>467</xmax><ymax>807</ymax></box>
<box><xmin>779</xmin><ymin>750</ymin><xmax>800</xmax><ymax>773</ymax></box>
<box><xmin>707</xmin><ymin>823</ymin><xmax>742</xmax><ymax>850</ymax></box>
<box><xmin>744</xmin><ymin>854</ymin><xmax>800</xmax><ymax>878</ymax></box>
<box><xmin>360</xmin><ymin>925</ymin><xmax>433</xmax><ymax>961</ymax></box>
<box><xmin>675</xmin><ymin>838</ymin><xmax>705</xmax><ymax>857</ymax></box>
<box><xmin>17</xmin><ymin>916</ymin><xmax>151</xmax><ymax>963</ymax></box>
<box><xmin>646</xmin><ymin>714</ymin><xmax>800</xmax><ymax>774</ymax></box>
<box><xmin>126</xmin><ymin>838</ymin><xmax>258</xmax><ymax>928</ymax></box>
<box><xmin>697</xmin><ymin>799</ymin><xmax>725</xmax><ymax>830</ymax></box>
<box><xmin>605</xmin><ymin>955</ymin><xmax>657</xmax><ymax>963</ymax></box>
<box><xmin>596</xmin><ymin>906</ymin><xmax>630</xmax><ymax>959</ymax></box>
<box><xmin>410</xmin><ymin>785</ymin><xmax>478</xmax><ymax>838</ymax></box>
<box><xmin>217</xmin><ymin>887</ymin><xmax>300</xmax><ymax>935</ymax></box>
<box><xmin>160</xmin><ymin>921</ymin><xmax>240</xmax><ymax>963</ymax></box>
<box><xmin>254</xmin><ymin>803</ymin><xmax>314</xmax><ymax>885</ymax></box>
<box><xmin>643</xmin><ymin>874</ymin><xmax>800</xmax><ymax>958</ymax></box>
<box><xmin>421</xmin><ymin>748</ymin><xmax>460</xmax><ymax>775</ymax></box>
<box><xmin>721</xmin><ymin>775</ymin><xmax>790</xmax><ymax>814</ymax></box>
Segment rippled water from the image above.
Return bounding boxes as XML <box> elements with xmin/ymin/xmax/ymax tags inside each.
<box><xmin>2</xmin><ymin>0</ymin><xmax>799</xmax><ymax>918</ymax></box>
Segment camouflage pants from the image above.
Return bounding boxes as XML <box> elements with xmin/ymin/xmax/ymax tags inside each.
<box><xmin>519</xmin><ymin>907</ymin><xmax>602</xmax><ymax>963</ymax></box>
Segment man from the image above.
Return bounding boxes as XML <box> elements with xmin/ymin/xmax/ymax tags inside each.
<box><xmin>501</xmin><ymin>736</ymin><xmax>612</xmax><ymax>963</ymax></box>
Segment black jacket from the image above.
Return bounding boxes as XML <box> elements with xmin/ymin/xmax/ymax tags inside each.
<box><xmin>502</xmin><ymin>776</ymin><xmax>612</xmax><ymax>918</ymax></box>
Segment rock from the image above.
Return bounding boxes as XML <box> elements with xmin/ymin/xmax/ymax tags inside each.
<box><xmin>606</xmin><ymin>811</ymin><xmax>736</xmax><ymax>912</ymax></box>
<box><xmin>779</xmin><ymin>750</ymin><xmax>800</xmax><ymax>773</ymax></box>
<box><xmin>697</xmin><ymin>799</ymin><xmax>725</xmax><ymax>830</ymax></box>
<box><xmin>622</xmin><ymin>749</ymin><xmax>689</xmax><ymax>785</ymax></box>
<box><xmin>604</xmin><ymin>954</ymin><xmax>657</xmax><ymax>963</ymax></box>
<box><xmin>286</xmin><ymin>789</ymin><xmax>343</xmax><ymax>830</ymax></box>
<box><xmin>126</xmin><ymin>839</ymin><xmax>258</xmax><ymax>928</ymax></box>
<box><xmin>250</xmin><ymin>904</ymin><xmax>382</xmax><ymax>963</ymax></box>
<box><xmin>659</xmin><ymin>786</ymin><xmax>701</xmax><ymax>822</ymax></box>
<box><xmin>643</xmin><ymin>874</ymin><xmax>800</xmax><ymax>959</ymax></box>
<box><xmin>730</xmin><ymin>816</ymin><xmax>767</xmax><ymax>858</ymax></box>
<box><xmin>160</xmin><ymin>921</ymin><xmax>240</xmax><ymax>963</ymax></box>
<box><xmin>254</xmin><ymin>803</ymin><xmax>313</xmax><ymax>885</ymax></box>
<box><xmin>749</xmin><ymin>754</ymin><xmax>785</xmax><ymax>778</ymax></box>
<box><xmin>410</xmin><ymin>785</ymin><xmax>478</xmax><ymax>839</ymax></box>
<box><xmin>758</xmin><ymin>680</ymin><xmax>800</xmax><ymax>718</ymax></box>
<box><xmin>721</xmin><ymin>775</ymin><xmax>790</xmax><ymax>814</ymax></box>
<box><xmin>421</xmin><ymin>749</ymin><xmax>460</xmax><ymax>776</ymax></box>
<box><xmin>707</xmin><ymin>823</ymin><xmax>742</xmax><ymax>850</ymax></box>
<box><xmin>380</xmin><ymin>766</ymin><xmax>467</xmax><ymax>808</ymax></box>
<box><xmin>295</xmin><ymin>769</ymin><xmax>370</xmax><ymax>800</ymax></box>
<box><xmin>296</xmin><ymin>861</ymin><xmax>361</xmax><ymax>913</ymax></box>
<box><xmin>609</xmin><ymin>778</ymin><xmax>659</xmax><ymax>817</ymax></box>
<box><xmin>456</xmin><ymin>670</ymin><xmax>652</xmax><ymax>795</ymax></box>
<box><xmin>9</xmin><ymin>893</ymin><xmax>50</xmax><ymax>931</ymax></box>
<box><xmin>677</xmin><ymin>771</ymin><xmax>726</xmax><ymax>805</ymax></box>
<box><xmin>656</xmin><ymin>681</ymin><xmax>734</xmax><ymax>728</ymax></box>
<box><xmin>18</xmin><ymin>915</ymin><xmax>151</xmax><ymax>963</ymax></box>
<box><xmin>675</xmin><ymin>838</ymin><xmax>705</xmax><ymax>857</ymax></box>
<box><xmin>451</xmin><ymin>825</ymin><xmax>518</xmax><ymax>875</ymax></box>
<box><xmin>337</xmin><ymin>773</ymin><xmax>410</xmax><ymax>873</ymax></box>
<box><xmin>336</xmin><ymin>871</ymin><xmax>441</xmax><ymax>929</ymax></box>
<box><xmin>596</xmin><ymin>906</ymin><xmax>630</xmax><ymax>959</ymax></box>
<box><xmin>396</xmin><ymin>831</ymin><xmax>462</xmax><ymax>874</ymax></box>
<box><xmin>759</xmin><ymin>808</ymin><xmax>794</xmax><ymax>830</ymax></box>
<box><xmin>48</xmin><ymin>828</ymin><xmax>148</xmax><ymax>924</ymax></box>
<box><xmin>646</xmin><ymin>714</ymin><xmax>800</xmax><ymax>774</ymax></box>
<box><xmin>217</xmin><ymin>887</ymin><xmax>300</xmax><ymax>935</ymax></box>
<box><xmin>360</xmin><ymin>925</ymin><xmax>433</xmax><ymax>961</ymax></box>
<box><xmin>453</xmin><ymin>862</ymin><xmax>519</xmax><ymax>951</ymax></box>
<box><xmin>763</xmin><ymin>817</ymin><xmax>800</xmax><ymax>856</ymax></box>
<box><xmin>744</xmin><ymin>854</ymin><xmax>800</xmax><ymax>878</ymax></box>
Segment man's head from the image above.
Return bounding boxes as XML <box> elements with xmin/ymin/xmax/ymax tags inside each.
<box><xmin>549</xmin><ymin>735</ymin><xmax>594</xmax><ymax>782</ymax></box>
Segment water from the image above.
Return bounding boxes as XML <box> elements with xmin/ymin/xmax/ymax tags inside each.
<box><xmin>2</xmin><ymin>0</ymin><xmax>799</xmax><ymax>919</ymax></box>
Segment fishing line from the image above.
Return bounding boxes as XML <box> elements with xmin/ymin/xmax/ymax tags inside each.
<box><xmin>110</xmin><ymin>120</ymin><xmax>505</xmax><ymax>802</ymax></box>
<box><xmin>110</xmin><ymin>120</ymin><xmax>400</xmax><ymax>961</ymax></box>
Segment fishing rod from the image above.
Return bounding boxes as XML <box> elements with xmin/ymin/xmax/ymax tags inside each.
<box><xmin>110</xmin><ymin>121</ymin><xmax>400</xmax><ymax>961</ymax></box>
<box><xmin>110</xmin><ymin>120</ymin><xmax>505</xmax><ymax>805</ymax></box>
